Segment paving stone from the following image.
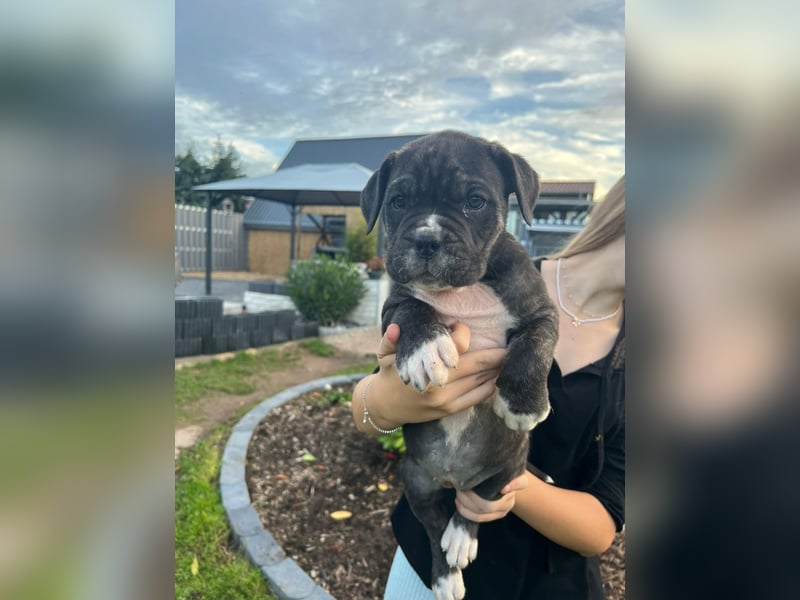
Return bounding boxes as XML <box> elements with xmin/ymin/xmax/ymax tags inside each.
<box><xmin>240</xmin><ymin>529</ymin><xmax>286</xmax><ymax>567</ymax></box>
<box><xmin>261</xmin><ymin>559</ymin><xmax>317</xmax><ymax>600</ymax></box>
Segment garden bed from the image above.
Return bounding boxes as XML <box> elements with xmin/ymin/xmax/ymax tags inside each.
<box><xmin>246</xmin><ymin>385</ymin><xmax>625</xmax><ymax>600</ymax></box>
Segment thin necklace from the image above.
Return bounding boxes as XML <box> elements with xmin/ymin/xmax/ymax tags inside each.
<box><xmin>556</xmin><ymin>258</ymin><xmax>622</xmax><ymax>327</ymax></box>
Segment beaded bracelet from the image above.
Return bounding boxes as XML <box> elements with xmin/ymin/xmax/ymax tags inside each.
<box><xmin>361</xmin><ymin>376</ymin><xmax>401</xmax><ymax>435</ymax></box>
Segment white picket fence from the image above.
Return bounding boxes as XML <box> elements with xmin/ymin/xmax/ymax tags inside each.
<box><xmin>174</xmin><ymin>204</ymin><xmax>246</xmax><ymax>271</ymax></box>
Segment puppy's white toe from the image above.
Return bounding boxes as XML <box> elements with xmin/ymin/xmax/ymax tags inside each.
<box><xmin>441</xmin><ymin>517</ymin><xmax>478</xmax><ymax>568</ymax></box>
<box><xmin>493</xmin><ymin>393</ymin><xmax>549</xmax><ymax>431</ymax></box>
<box><xmin>398</xmin><ymin>333</ymin><xmax>458</xmax><ymax>391</ymax></box>
<box><xmin>432</xmin><ymin>569</ymin><xmax>465</xmax><ymax>600</ymax></box>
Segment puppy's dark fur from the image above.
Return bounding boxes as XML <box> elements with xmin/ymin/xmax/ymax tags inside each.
<box><xmin>361</xmin><ymin>131</ymin><xmax>558</xmax><ymax>600</ymax></box>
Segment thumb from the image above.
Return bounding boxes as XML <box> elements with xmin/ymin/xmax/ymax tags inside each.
<box><xmin>449</xmin><ymin>322</ymin><xmax>472</xmax><ymax>354</ymax></box>
<box><xmin>377</xmin><ymin>323</ymin><xmax>401</xmax><ymax>360</ymax></box>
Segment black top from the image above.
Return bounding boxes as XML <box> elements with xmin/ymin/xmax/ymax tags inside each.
<box><xmin>390</xmin><ymin>259</ymin><xmax>625</xmax><ymax>599</ymax></box>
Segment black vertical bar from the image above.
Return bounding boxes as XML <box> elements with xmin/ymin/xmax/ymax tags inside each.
<box><xmin>289</xmin><ymin>204</ymin><xmax>297</xmax><ymax>262</ymax></box>
<box><xmin>206</xmin><ymin>192</ymin><xmax>213</xmax><ymax>295</ymax></box>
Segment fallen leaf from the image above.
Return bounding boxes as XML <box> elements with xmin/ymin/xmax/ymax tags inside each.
<box><xmin>377</xmin><ymin>482</ymin><xmax>389</xmax><ymax>492</ymax></box>
<box><xmin>330</xmin><ymin>510</ymin><xmax>353</xmax><ymax>521</ymax></box>
<box><xmin>190</xmin><ymin>555</ymin><xmax>199</xmax><ymax>576</ymax></box>
<box><xmin>301</xmin><ymin>453</ymin><xmax>316</xmax><ymax>462</ymax></box>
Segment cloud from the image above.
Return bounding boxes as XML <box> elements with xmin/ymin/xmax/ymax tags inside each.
<box><xmin>175</xmin><ymin>0</ymin><xmax>624</xmax><ymax>192</ymax></box>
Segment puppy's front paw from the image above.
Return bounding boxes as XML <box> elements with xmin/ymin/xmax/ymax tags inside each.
<box><xmin>396</xmin><ymin>332</ymin><xmax>459</xmax><ymax>391</ymax></box>
<box><xmin>493</xmin><ymin>392</ymin><xmax>550</xmax><ymax>431</ymax></box>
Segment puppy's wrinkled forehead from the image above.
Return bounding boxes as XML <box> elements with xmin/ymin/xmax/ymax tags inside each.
<box><xmin>388</xmin><ymin>136</ymin><xmax>502</xmax><ymax>197</ymax></box>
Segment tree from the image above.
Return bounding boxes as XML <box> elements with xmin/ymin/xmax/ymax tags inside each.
<box><xmin>174</xmin><ymin>147</ymin><xmax>204</xmax><ymax>206</ymax></box>
<box><xmin>175</xmin><ymin>139</ymin><xmax>249</xmax><ymax>211</ymax></box>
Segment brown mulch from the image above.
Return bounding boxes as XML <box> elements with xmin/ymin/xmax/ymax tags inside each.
<box><xmin>246</xmin><ymin>385</ymin><xmax>625</xmax><ymax>600</ymax></box>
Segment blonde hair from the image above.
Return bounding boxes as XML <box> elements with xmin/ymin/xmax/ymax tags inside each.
<box><xmin>551</xmin><ymin>175</ymin><xmax>625</xmax><ymax>259</ymax></box>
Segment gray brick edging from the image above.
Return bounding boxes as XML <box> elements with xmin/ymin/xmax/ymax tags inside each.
<box><xmin>220</xmin><ymin>373</ymin><xmax>370</xmax><ymax>600</ymax></box>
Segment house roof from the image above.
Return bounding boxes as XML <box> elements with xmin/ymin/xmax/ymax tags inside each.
<box><xmin>278</xmin><ymin>135</ymin><xmax>596</xmax><ymax>200</ymax></box>
<box><xmin>243</xmin><ymin>199</ymin><xmax>322</xmax><ymax>231</ymax></box>
<box><xmin>278</xmin><ymin>133</ymin><xmax>426</xmax><ymax>171</ymax></box>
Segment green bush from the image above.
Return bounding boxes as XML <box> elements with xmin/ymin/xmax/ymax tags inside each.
<box><xmin>285</xmin><ymin>258</ymin><xmax>366</xmax><ymax>325</ymax></box>
<box><xmin>345</xmin><ymin>219</ymin><xmax>377</xmax><ymax>263</ymax></box>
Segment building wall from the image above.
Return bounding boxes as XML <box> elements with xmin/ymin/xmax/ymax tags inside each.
<box><xmin>247</xmin><ymin>230</ymin><xmax>320</xmax><ymax>276</ymax></box>
<box><xmin>247</xmin><ymin>207</ymin><xmax>365</xmax><ymax>275</ymax></box>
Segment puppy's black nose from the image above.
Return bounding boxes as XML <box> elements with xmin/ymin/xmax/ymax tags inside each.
<box><xmin>414</xmin><ymin>234</ymin><xmax>441</xmax><ymax>259</ymax></box>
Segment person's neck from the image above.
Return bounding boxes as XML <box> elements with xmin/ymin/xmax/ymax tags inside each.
<box><xmin>557</xmin><ymin>242</ymin><xmax>624</xmax><ymax>318</ymax></box>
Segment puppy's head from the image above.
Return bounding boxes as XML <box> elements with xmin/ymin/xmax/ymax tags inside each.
<box><xmin>361</xmin><ymin>130</ymin><xmax>539</xmax><ymax>289</ymax></box>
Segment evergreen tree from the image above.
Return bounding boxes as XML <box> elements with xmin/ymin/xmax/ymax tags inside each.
<box><xmin>175</xmin><ymin>139</ymin><xmax>249</xmax><ymax>211</ymax></box>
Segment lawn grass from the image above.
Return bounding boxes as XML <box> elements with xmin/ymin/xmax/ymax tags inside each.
<box><xmin>175</xmin><ymin>347</ymin><xmax>300</xmax><ymax>410</ymax></box>
<box><xmin>175</xmin><ymin>342</ymin><xmax>370</xmax><ymax>599</ymax></box>
<box><xmin>298</xmin><ymin>337</ymin><xmax>336</xmax><ymax>357</ymax></box>
<box><xmin>175</xmin><ymin>426</ymin><xmax>276</xmax><ymax>600</ymax></box>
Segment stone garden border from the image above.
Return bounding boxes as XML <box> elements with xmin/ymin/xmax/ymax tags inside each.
<box><xmin>220</xmin><ymin>373</ymin><xmax>370</xmax><ymax>600</ymax></box>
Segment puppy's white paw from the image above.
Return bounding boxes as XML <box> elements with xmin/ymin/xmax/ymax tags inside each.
<box><xmin>493</xmin><ymin>393</ymin><xmax>549</xmax><ymax>431</ymax></box>
<box><xmin>397</xmin><ymin>333</ymin><xmax>459</xmax><ymax>391</ymax></box>
<box><xmin>441</xmin><ymin>517</ymin><xmax>478</xmax><ymax>568</ymax></box>
<box><xmin>432</xmin><ymin>569</ymin><xmax>465</xmax><ymax>600</ymax></box>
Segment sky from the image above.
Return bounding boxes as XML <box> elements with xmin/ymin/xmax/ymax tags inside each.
<box><xmin>176</xmin><ymin>0</ymin><xmax>624</xmax><ymax>197</ymax></box>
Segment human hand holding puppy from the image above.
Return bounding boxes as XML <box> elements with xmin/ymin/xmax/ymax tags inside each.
<box><xmin>352</xmin><ymin>323</ymin><xmax>506</xmax><ymax>434</ymax></box>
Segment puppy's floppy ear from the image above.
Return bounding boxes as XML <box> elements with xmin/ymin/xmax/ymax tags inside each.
<box><xmin>361</xmin><ymin>152</ymin><xmax>396</xmax><ymax>233</ymax></box>
<box><xmin>491</xmin><ymin>144</ymin><xmax>540</xmax><ymax>226</ymax></box>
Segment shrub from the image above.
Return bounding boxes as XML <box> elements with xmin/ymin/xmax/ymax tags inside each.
<box><xmin>365</xmin><ymin>256</ymin><xmax>385</xmax><ymax>272</ymax></box>
<box><xmin>285</xmin><ymin>258</ymin><xmax>366</xmax><ymax>325</ymax></box>
<box><xmin>345</xmin><ymin>219</ymin><xmax>377</xmax><ymax>263</ymax></box>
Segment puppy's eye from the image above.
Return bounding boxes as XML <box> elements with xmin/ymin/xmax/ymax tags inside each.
<box><xmin>466</xmin><ymin>195</ymin><xmax>486</xmax><ymax>210</ymax></box>
<box><xmin>390</xmin><ymin>194</ymin><xmax>406</xmax><ymax>209</ymax></box>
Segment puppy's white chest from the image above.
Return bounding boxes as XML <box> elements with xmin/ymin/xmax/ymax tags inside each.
<box><xmin>411</xmin><ymin>283</ymin><xmax>515</xmax><ymax>448</ymax></box>
<box><xmin>411</xmin><ymin>284</ymin><xmax>516</xmax><ymax>350</ymax></box>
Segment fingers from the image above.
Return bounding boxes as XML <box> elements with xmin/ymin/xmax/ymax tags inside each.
<box><xmin>376</xmin><ymin>323</ymin><xmax>400</xmax><ymax>360</ymax></box>
<box><xmin>446</xmin><ymin>348</ymin><xmax>507</xmax><ymax>383</ymax></box>
<box><xmin>455</xmin><ymin>489</ymin><xmax>517</xmax><ymax>523</ymax></box>
<box><xmin>442</xmin><ymin>378</ymin><xmax>499</xmax><ymax>414</ymax></box>
<box><xmin>500</xmin><ymin>473</ymin><xmax>529</xmax><ymax>495</ymax></box>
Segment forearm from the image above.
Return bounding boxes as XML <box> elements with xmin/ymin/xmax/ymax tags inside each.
<box><xmin>512</xmin><ymin>470</ymin><xmax>617</xmax><ymax>557</ymax></box>
<box><xmin>351</xmin><ymin>374</ymin><xmax>403</xmax><ymax>437</ymax></box>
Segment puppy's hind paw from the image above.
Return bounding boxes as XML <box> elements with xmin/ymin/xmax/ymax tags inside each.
<box><xmin>493</xmin><ymin>393</ymin><xmax>550</xmax><ymax>431</ymax></box>
<box><xmin>441</xmin><ymin>516</ymin><xmax>478</xmax><ymax>568</ymax></box>
<box><xmin>432</xmin><ymin>569</ymin><xmax>465</xmax><ymax>600</ymax></box>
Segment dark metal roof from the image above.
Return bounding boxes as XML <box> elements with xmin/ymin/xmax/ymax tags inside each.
<box><xmin>243</xmin><ymin>199</ymin><xmax>321</xmax><ymax>231</ymax></box>
<box><xmin>278</xmin><ymin>134</ymin><xmax>427</xmax><ymax>171</ymax></box>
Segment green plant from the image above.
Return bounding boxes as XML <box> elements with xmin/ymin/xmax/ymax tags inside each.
<box><xmin>312</xmin><ymin>387</ymin><xmax>352</xmax><ymax>407</ymax></box>
<box><xmin>378</xmin><ymin>428</ymin><xmax>406</xmax><ymax>455</ymax></box>
<box><xmin>285</xmin><ymin>257</ymin><xmax>366</xmax><ymax>326</ymax></box>
<box><xmin>345</xmin><ymin>219</ymin><xmax>377</xmax><ymax>263</ymax></box>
